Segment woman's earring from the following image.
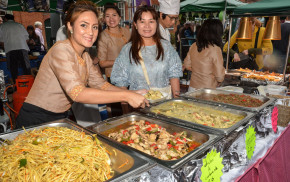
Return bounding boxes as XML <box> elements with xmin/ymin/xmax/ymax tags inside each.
<box><xmin>71</xmin><ymin>30</ymin><xmax>73</xmax><ymax>34</ymax></box>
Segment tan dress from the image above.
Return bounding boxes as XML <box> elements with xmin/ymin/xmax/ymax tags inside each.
<box><xmin>25</xmin><ymin>39</ymin><xmax>112</xmax><ymax>113</ymax></box>
<box><xmin>97</xmin><ymin>27</ymin><xmax>130</xmax><ymax>78</ymax></box>
<box><xmin>184</xmin><ymin>43</ymin><xmax>225</xmax><ymax>89</ymax></box>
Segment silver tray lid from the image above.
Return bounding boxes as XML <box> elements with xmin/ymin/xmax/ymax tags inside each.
<box><xmin>0</xmin><ymin>119</ymin><xmax>155</xmax><ymax>182</ymax></box>
<box><xmin>87</xmin><ymin>112</ymin><xmax>223</xmax><ymax>171</ymax></box>
<box><xmin>180</xmin><ymin>88</ymin><xmax>275</xmax><ymax>112</ymax></box>
<box><xmin>140</xmin><ymin>98</ymin><xmax>256</xmax><ymax>136</ymax></box>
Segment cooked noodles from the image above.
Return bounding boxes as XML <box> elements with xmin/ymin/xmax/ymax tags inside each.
<box><xmin>0</xmin><ymin>127</ymin><xmax>113</xmax><ymax>182</ymax></box>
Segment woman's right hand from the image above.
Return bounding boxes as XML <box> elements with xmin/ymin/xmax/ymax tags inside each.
<box><xmin>233</xmin><ymin>53</ymin><xmax>241</xmax><ymax>62</ymax></box>
<box><xmin>126</xmin><ymin>92</ymin><xmax>149</xmax><ymax>108</ymax></box>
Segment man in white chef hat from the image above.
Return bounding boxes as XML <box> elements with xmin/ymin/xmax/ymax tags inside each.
<box><xmin>158</xmin><ymin>0</ymin><xmax>180</xmax><ymax>42</ymax></box>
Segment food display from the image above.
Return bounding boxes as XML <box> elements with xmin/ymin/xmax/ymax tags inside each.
<box><xmin>150</xmin><ymin>101</ymin><xmax>245</xmax><ymax>128</ymax></box>
<box><xmin>0</xmin><ymin>127</ymin><xmax>113</xmax><ymax>181</ymax></box>
<box><xmin>145</xmin><ymin>90</ymin><xmax>164</xmax><ymax>100</ymax></box>
<box><xmin>240</xmin><ymin>69</ymin><xmax>288</xmax><ymax>84</ymax></box>
<box><xmin>236</xmin><ymin>68</ymin><xmax>253</xmax><ymax>73</ymax></box>
<box><xmin>212</xmin><ymin>94</ymin><xmax>263</xmax><ymax>107</ymax></box>
<box><xmin>105</xmin><ymin>120</ymin><xmax>202</xmax><ymax>161</ymax></box>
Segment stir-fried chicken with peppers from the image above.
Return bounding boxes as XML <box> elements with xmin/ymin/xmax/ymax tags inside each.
<box><xmin>107</xmin><ymin>120</ymin><xmax>201</xmax><ymax>160</ymax></box>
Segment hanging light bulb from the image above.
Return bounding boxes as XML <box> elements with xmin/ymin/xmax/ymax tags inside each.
<box><xmin>263</xmin><ymin>16</ymin><xmax>281</xmax><ymax>40</ymax></box>
<box><xmin>236</xmin><ymin>17</ymin><xmax>252</xmax><ymax>39</ymax></box>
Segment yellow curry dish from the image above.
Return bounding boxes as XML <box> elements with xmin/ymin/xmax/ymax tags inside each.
<box><xmin>150</xmin><ymin>101</ymin><xmax>245</xmax><ymax>128</ymax></box>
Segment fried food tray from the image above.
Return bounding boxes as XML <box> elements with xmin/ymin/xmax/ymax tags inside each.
<box><xmin>180</xmin><ymin>88</ymin><xmax>275</xmax><ymax>112</ymax></box>
<box><xmin>140</xmin><ymin>99</ymin><xmax>256</xmax><ymax>135</ymax></box>
<box><xmin>87</xmin><ymin>113</ymin><xmax>222</xmax><ymax>171</ymax></box>
<box><xmin>0</xmin><ymin>119</ymin><xmax>154</xmax><ymax>182</ymax></box>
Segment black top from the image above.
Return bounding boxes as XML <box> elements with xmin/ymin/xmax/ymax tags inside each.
<box><xmin>272</xmin><ymin>22</ymin><xmax>290</xmax><ymax>55</ymax></box>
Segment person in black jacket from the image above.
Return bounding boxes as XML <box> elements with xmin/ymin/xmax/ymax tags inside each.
<box><xmin>272</xmin><ymin>16</ymin><xmax>290</xmax><ymax>73</ymax></box>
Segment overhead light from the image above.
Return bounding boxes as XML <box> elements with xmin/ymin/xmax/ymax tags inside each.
<box><xmin>236</xmin><ymin>17</ymin><xmax>252</xmax><ymax>39</ymax></box>
<box><xmin>263</xmin><ymin>16</ymin><xmax>281</xmax><ymax>40</ymax></box>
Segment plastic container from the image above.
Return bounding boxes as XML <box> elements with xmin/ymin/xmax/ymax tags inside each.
<box><xmin>217</xmin><ymin>86</ymin><xmax>244</xmax><ymax>93</ymax></box>
<box><xmin>266</xmin><ymin>85</ymin><xmax>287</xmax><ymax>96</ymax></box>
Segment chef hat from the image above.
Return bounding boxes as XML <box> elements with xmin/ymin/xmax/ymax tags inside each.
<box><xmin>158</xmin><ymin>0</ymin><xmax>180</xmax><ymax>15</ymax></box>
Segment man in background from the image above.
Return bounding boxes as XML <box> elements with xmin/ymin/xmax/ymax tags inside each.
<box><xmin>272</xmin><ymin>16</ymin><xmax>290</xmax><ymax>73</ymax></box>
<box><xmin>158</xmin><ymin>0</ymin><xmax>180</xmax><ymax>42</ymax></box>
<box><xmin>0</xmin><ymin>14</ymin><xmax>31</xmax><ymax>83</ymax></box>
<box><xmin>34</xmin><ymin>21</ymin><xmax>45</xmax><ymax>51</ymax></box>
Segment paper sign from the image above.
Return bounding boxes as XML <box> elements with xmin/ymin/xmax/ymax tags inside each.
<box><xmin>200</xmin><ymin>149</ymin><xmax>224</xmax><ymax>182</ymax></box>
<box><xmin>271</xmin><ymin>106</ymin><xmax>278</xmax><ymax>133</ymax></box>
<box><xmin>245</xmin><ymin>126</ymin><xmax>256</xmax><ymax>160</ymax></box>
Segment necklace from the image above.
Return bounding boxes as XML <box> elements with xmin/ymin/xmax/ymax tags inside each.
<box><xmin>106</xmin><ymin>28</ymin><xmax>127</xmax><ymax>43</ymax></box>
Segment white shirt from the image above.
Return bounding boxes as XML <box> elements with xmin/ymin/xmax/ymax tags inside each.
<box><xmin>159</xmin><ymin>24</ymin><xmax>171</xmax><ymax>42</ymax></box>
<box><xmin>56</xmin><ymin>25</ymin><xmax>67</xmax><ymax>42</ymax></box>
<box><xmin>0</xmin><ymin>20</ymin><xmax>29</xmax><ymax>53</ymax></box>
<box><xmin>35</xmin><ymin>27</ymin><xmax>45</xmax><ymax>51</ymax></box>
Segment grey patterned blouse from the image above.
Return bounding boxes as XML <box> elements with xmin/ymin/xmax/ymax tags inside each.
<box><xmin>111</xmin><ymin>40</ymin><xmax>182</xmax><ymax>90</ymax></box>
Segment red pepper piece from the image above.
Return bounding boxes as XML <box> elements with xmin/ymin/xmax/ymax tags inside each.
<box><xmin>127</xmin><ymin>140</ymin><xmax>134</xmax><ymax>144</ymax></box>
<box><xmin>146</xmin><ymin>127</ymin><xmax>152</xmax><ymax>131</ymax></box>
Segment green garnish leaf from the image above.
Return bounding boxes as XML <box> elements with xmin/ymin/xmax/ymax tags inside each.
<box><xmin>32</xmin><ymin>140</ymin><xmax>39</xmax><ymax>145</ymax></box>
<box><xmin>19</xmin><ymin>159</ymin><xmax>27</xmax><ymax>168</ymax></box>
<box><xmin>80</xmin><ymin>157</ymin><xmax>84</xmax><ymax>164</ymax></box>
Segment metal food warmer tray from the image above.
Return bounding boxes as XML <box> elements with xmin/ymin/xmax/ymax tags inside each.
<box><xmin>0</xmin><ymin>119</ymin><xmax>154</xmax><ymax>182</ymax></box>
<box><xmin>180</xmin><ymin>88</ymin><xmax>275</xmax><ymax>112</ymax></box>
<box><xmin>87</xmin><ymin>113</ymin><xmax>222</xmax><ymax>171</ymax></box>
<box><xmin>140</xmin><ymin>99</ymin><xmax>256</xmax><ymax>135</ymax></box>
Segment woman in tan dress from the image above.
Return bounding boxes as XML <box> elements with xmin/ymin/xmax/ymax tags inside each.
<box><xmin>184</xmin><ymin>19</ymin><xmax>225</xmax><ymax>92</ymax></box>
<box><xmin>98</xmin><ymin>3</ymin><xmax>130</xmax><ymax>81</ymax></box>
<box><xmin>15</xmin><ymin>1</ymin><xmax>148</xmax><ymax>129</ymax></box>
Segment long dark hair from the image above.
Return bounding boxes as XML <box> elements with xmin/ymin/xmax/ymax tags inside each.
<box><xmin>196</xmin><ymin>19</ymin><xmax>223</xmax><ymax>52</ymax></box>
<box><xmin>129</xmin><ymin>5</ymin><xmax>164</xmax><ymax>64</ymax></box>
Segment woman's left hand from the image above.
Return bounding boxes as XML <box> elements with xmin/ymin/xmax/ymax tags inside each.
<box><xmin>134</xmin><ymin>89</ymin><xmax>148</xmax><ymax>95</ymax></box>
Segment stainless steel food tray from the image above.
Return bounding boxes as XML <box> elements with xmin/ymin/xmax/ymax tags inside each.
<box><xmin>0</xmin><ymin>119</ymin><xmax>154</xmax><ymax>182</ymax></box>
<box><xmin>140</xmin><ymin>99</ymin><xmax>256</xmax><ymax>135</ymax></box>
<box><xmin>87</xmin><ymin>113</ymin><xmax>222</xmax><ymax>171</ymax></box>
<box><xmin>180</xmin><ymin>88</ymin><xmax>275</xmax><ymax>112</ymax></box>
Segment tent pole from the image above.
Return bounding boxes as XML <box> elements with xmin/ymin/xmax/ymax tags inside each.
<box><xmin>226</xmin><ymin>17</ymin><xmax>233</xmax><ymax>72</ymax></box>
<box><xmin>222</xmin><ymin>0</ymin><xmax>227</xmax><ymax>27</ymax></box>
<box><xmin>283</xmin><ymin>34</ymin><xmax>290</xmax><ymax>82</ymax></box>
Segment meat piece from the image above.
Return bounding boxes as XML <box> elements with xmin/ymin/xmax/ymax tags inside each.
<box><xmin>135</xmin><ymin>144</ymin><xmax>144</xmax><ymax>152</ymax></box>
<box><xmin>130</xmin><ymin>132</ymin><xmax>139</xmax><ymax>140</ymax></box>
<box><xmin>149</xmin><ymin>134</ymin><xmax>156</xmax><ymax>142</ymax></box>
<box><xmin>159</xmin><ymin>130</ymin><xmax>170</xmax><ymax>139</ymax></box>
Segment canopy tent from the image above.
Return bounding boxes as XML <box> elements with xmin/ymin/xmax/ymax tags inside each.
<box><xmin>180</xmin><ymin>0</ymin><xmax>246</xmax><ymax>13</ymax></box>
<box><xmin>0</xmin><ymin>0</ymin><xmax>119</xmax><ymax>13</ymax></box>
<box><xmin>234</xmin><ymin>0</ymin><xmax>290</xmax><ymax>15</ymax></box>
<box><xmin>225</xmin><ymin>0</ymin><xmax>290</xmax><ymax>79</ymax></box>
